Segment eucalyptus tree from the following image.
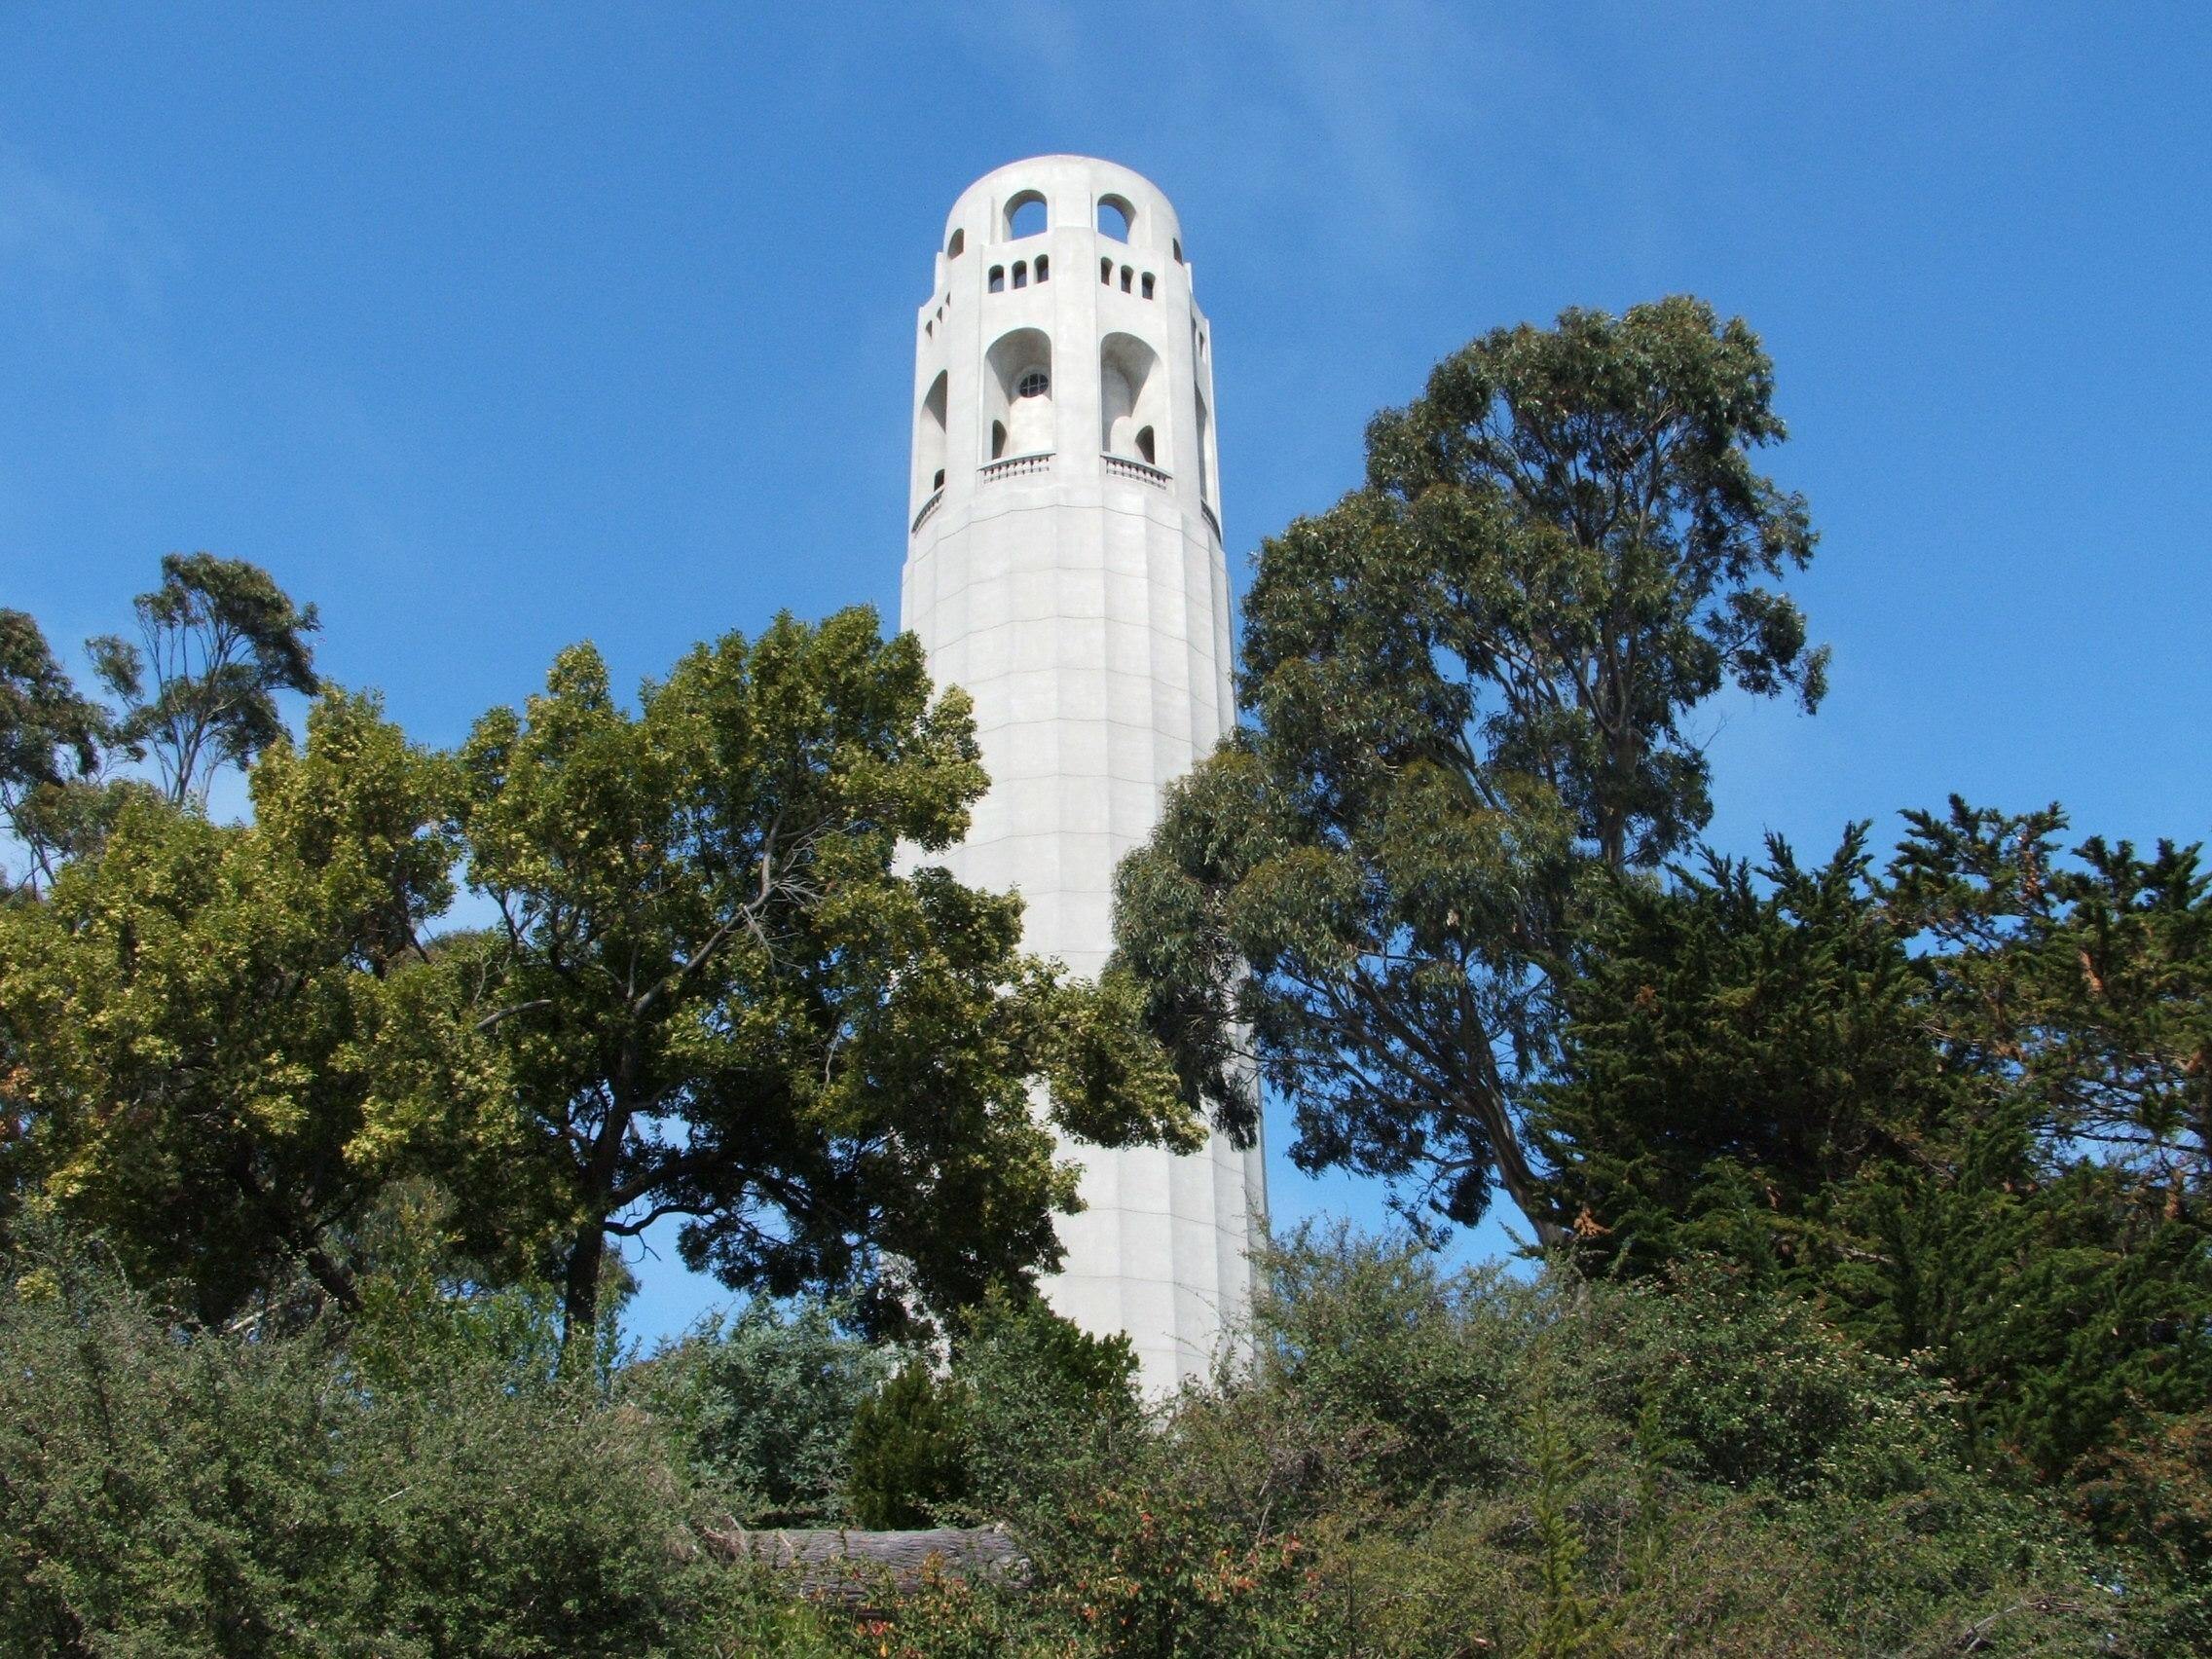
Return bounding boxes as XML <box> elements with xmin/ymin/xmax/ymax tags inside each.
<box><xmin>83</xmin><ymin>553</ymin><xmax>320</xmax><ymax>814</ymax></box>
<box><xmin>0</xmin><ymin>608</ymin><xmax>107</xmax><ymax>895</ymax></box>
<box><xmin>1</xmin><ymin>555</ymin><xmax>321</xmax><ymax>894</ymax></box>
<box><xmin>89</xmin><ymin>551</ymin><xmax>322</xmax><ymax>808</ymax></box>
<box><xmin>1113</xmin><ymin>299</ymin><xmax>1828</xmax><ymax>1237</ymax></box>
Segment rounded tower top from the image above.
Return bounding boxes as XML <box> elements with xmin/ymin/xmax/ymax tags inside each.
<box><xmin>938</xmin><ymin>155</ymin><xmax>1187</xmax><ymax>271</ymax></box>
<box><xmin>907</xmin><ymin>153</ymin><xmax>1222</xmax><ymax>550</ymax></box>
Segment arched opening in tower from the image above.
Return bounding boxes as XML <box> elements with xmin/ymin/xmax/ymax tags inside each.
<box><xmin>985</xmin><ymin>327</ymin><xmax>1053</xmax><ymax>460</ymax></box>
<box><xmin>1101</xmin><ymin>333</ymin><xmax>1166</xmax><ymax>467</ymax></box>
<box><xmin>915</xmin><ymin>371</ymin><xmax>948</xmax><ymax>499</ymax></box>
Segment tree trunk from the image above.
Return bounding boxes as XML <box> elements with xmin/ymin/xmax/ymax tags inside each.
<box><xmin>562</xmin><ymin>1222</ymin><xmax>605</xmax><ymax>1349</ymax></box>
<box><xmin>1464</xmin><ymin>1084</ymin><xmax>1568</xmax><ymax>1249</ymax></box>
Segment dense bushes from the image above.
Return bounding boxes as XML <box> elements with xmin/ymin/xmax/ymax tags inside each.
<box><xmin>623</xmin><ymin>1296</ymin><xmax>892</xmax><ymax>1528</ymax></box>
<box><xmin>3</xmin><ymin>1223</ymin><xmax>2202</xmax><ymax>1654</ymax></box>
<box><xmin>0</xmin><ymin>1235</ymin><xmax>724</xmax><ymax>1655</ymax></box>
<box><xmin>1067</xmin><ymin>1226</ymin><xmax>2186</xmax><ymax>1656</ymax></box>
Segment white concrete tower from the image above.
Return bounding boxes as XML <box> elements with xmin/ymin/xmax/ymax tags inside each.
<box><xmin>900</xmin><ymin>157</ymin><xmax>1265</xmax><ymax>1388</ymax></box>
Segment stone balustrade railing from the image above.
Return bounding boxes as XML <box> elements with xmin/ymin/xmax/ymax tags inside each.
<box><xmin>978</xmin><ymin>452</ymin><xmax>1053</xmax><ymax>484</ymax></box>
<box><xmin>1103</xmin><ymin>454</ymin><xmax>1171</xmax><ymax>489</ymax></box>
<box><xmin>910</xmin><ymin>488</ymin><xmax>944</xmax><ymax>534</ymax></box>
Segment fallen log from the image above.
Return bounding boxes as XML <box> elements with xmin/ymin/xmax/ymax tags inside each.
<box><xmin>704</xmin><ymin>1523</ymin><xmax>1029</xmax><ymax>1610</ymax></box>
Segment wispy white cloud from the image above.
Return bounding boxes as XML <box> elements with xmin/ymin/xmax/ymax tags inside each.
<box><xmin>0</xmin><ymin>146</ymin><xmax>174</xmax><ymax>321</ymax></box>
<box><xmin>937</xmin><ymin>0</ymin><xmax>1540</xmax><ymax>268</ymax></box>
<box><xmin>1217</xmin><ymin>0</ymin><xmax>1506</xmax><ymax>240</ymax></box>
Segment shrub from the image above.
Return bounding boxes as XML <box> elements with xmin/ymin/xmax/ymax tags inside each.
<box><xmin>0</xmin><ymin>1234</ymin><xmax>738</xmax><ymax>1656</ymax></box>
<box><xmin>952</xmin><ymin>1286</ymin><xmax>1140</xmax><ymax>1522</ymax></box>
<box><xmin>624</xmin><ymin>1295</ymin><xmax>893</xmax><ymax>1526</ymax></box>
<box><xmin>846</xmin><ymin>1361</ymin><xmax>970</xmax><ymax>1530</ymax></box>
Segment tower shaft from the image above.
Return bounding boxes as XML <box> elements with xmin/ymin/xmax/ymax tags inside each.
<box><xmin>901</xmin><ymin>157</ymin><xmax>1263</xmax><ymax>1388</ymax></box>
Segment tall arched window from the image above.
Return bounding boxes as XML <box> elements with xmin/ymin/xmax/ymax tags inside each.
<box><xmin>1195</xmin><ymin>385</ymin><xmax>1216</xmax><ymax>504</ymax></box>
<box><xmin>1006</xmin><ymin>191</ymin><xmax>1048</xmax><ymax>240</ymax></box>
<box><xmin>1034</xmin><ymin>255</ymin><xmax>1050</xmax><ymax>282</ymax></box>
<box><xmin>986</xmin><ymin>327</ymin><xmax>1054</xmax><ymax>460</ymax></box>
<box><xmin>1013</xmin><ymin>261</ymin><xmax>1027</xmax><ymax>288</ymax></box>
<box><xmin>1100</xmin><ymin>333</ymin><xmax>1166</xmax><ymax>467</ymax></box>
<box><xmin>915</xmin><ymin>370</ymin><xmax>948</xmax><ymax>507</ymax></box>
<box><xmin>946</xmin><ymin>229</ymin><xmax>965</xmax><ymax>259</ymax></box>
<box><xmin>1140</xmin><ymin>273</ymin><xmax>1155</xmax><ymax>300</ymax></box>
<box><xmin>1120</xmin><ymin>266</ymin><xmax>1132</xmax><ymax>292</ymax></box>
<box><xmin>988</xmin><ymin>266</ymin><xmax>1005</xmax><ymax>293</ymax></box>
<box><xmin>1097</xmin><ymin>195</ymin><xmax>1134</xmax><ymax>241</ymax></box>
<box><xmin>1100</xmin><ymin>257</ymin><xmax>1112</xmax><ymax>283</ymax></box>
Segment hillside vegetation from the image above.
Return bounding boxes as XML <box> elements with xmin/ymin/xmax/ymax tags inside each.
<box><xmin>2</xmin><ymin>300</ymin><xmax>2205</xmax><ymax>1654</ymax></box>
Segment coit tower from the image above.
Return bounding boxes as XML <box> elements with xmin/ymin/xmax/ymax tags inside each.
<box><xmin>900</xmin><ymin>157</ymin><xmax>1266</xmax><ymax>1387</ymax></box>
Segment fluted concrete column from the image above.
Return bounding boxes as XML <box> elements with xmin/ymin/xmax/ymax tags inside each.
<box><xmin>900</xmin><ymin>157</ymin><xmax>1266</xmax><ymax>1390</ymax></box>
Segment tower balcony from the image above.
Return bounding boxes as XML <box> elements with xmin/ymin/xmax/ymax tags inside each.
<box><xmin>1103</xmin><ymin>454</ymin><xmax>1171</xmax><ymax>490</ymax></box>
<box><xmin>978</xmin><ymin>451</ymin><xmax>1053</xmax><ymax>484</ymax></box>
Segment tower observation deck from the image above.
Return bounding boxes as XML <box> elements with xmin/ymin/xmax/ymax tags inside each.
<box><xmin>899</xmin><ymin>157</ymin><xmax>1266</xmax><ymax>1388</ymax></box>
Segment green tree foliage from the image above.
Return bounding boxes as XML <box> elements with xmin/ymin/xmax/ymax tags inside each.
<box><xmin>1112</xmin><ymin>299</ymin><xmax>1826</xmax><ymax>1238</ymax></box>
<box><xmin>3</xmin><ymin>555</ymin><xmax>319</xmax><ymax>894</ymax></box>
<box><xmin>950</xmin><ymin>1286</ymin><xmax>1141</xmax><ymax>1522</ymax></box>
<box><xmin>952</xmin><ymin>1228</ymin><xmax>2178</xmax><ymax>1656</ymax></box>
<box><xmin>1534</xmin><ymin>827</ymin><xmax>1952</xmax><ymax>1274</ymax></box>
<box><xmin>0</xmin><ymin>1232</ymin><xmax>759</xmax><ymax>1658</ymax></box>
<box><xmin>1886</xmin><ymin>797</ymin><xmax>2211</xmax><ymax>1196</ymax></box>
<box><xmin>0</xmin><ymin>692</ymin><xmax>482</xmax><ymax>1322</ymax></box>
<box><xmin>0</xmin><ymin>609</ymin><xmax>110</xmax><ymax>896</ymax></box>
<box><xmin>88</xmin><ymin>551</ymin><xmax>322</xmax><ymax>808</ymax></box>
<box><xmin>1536</xmin><ymin>808</ymin><xmax>2212</xmax><ymax>1569</ymax></box>
<box><xmin>444</xmin><ymin>608</ymin><xmax>1197</xmax><ymax>1342</ymax></box>
<box><xmin>5</xmin><ymin>1220</ymin><xmax>2193</xmax><ymax>1654</ymax></box>
<box><xmin>831</xmin><ymin>1285</ymin><xmax>1152</xmax><ymax>1539</ymax></box>
<box><xmin>845</xmin><ymin>1361</ymin><xmax>972</xmax><ymax>1529</ymax></box>
<box><xmin>3</xmin><ymin>589</ymin><xmax>1190</xmax><ymax>1345</ymax></box>
<box><xmin>1525</xmin><ymin>1392</ymin><xmax>1606</xmax><ymax>1659</ymax></box>
<box><xmin>625</xmin><ymin>1295</ymin><xmax>896</xmax><ymax>1526</ymax></box>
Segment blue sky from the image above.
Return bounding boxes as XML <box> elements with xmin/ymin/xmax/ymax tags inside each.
<box><xmin>5</xmin><ymin>5</ymin><xmax>2207</xmax><ymax>1346</ymax></box>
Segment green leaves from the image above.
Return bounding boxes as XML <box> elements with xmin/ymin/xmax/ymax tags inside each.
<box><xmin>4</xmin><ymin>591</ymin><xmax>1198</xmax><ymax>1347</ymax></box>
<box><xmin>0</xmin><ymin>608</ymin><xmax>114</xmax><ymax>894</ymax></box>
<box><xmin>1536</xmin><ymin>806</ymin><xmax>2212</xmax><ymax>1562</ymax></box>
<box><xmin>2</xmin><ymin>556</ymin><xmax>321</xmax><ymax>896</ymax></box>
<box><xmin>844</xmin><ymin>1360</ymin><xmax>972</xmax><ymax>1529</ymax></box>
<box><xmin>91</xmin><ymin>551</ymin><xmax>322</xmax><ymax>808</ymax></box>
<box><xmin>0</xmin><ymin>691</ymin><xmax>467</xmax><ymax>1321</ymax></box>
<box><xmin>444</xmin><ymin>607</ymin><xmax>1198</xmax><ymax>1343</ymax></box>
<box><xmin>1887</xmin><ymin>796</ymin><xmax>2212</xmax><ymax>1188</ymax></box>
<box><xmin>1339</xmin><ymin>295</ymin><xmax>1825</xmax><ymax>869</ymax></box>
<box><xmin>1116</xmin><ymin>297</ymin><xmax>1826</xmax><ymax>1236</ymax></box>
<box><xmin>1534</xmin><ymin>827</ymin><xmax>1951</xmax><ymax>1276</ymax></box>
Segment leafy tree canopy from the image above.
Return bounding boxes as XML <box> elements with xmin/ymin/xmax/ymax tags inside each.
<box><xmin>0</xmin><ymin>690</ymin><xmax>481</xmax><ymax>1322</ymax></box>
<box><xmin>89</xmin><ymin>550</ymin><xmax>322</xmax><ymax>807</ymax></box>
<box><xmin>4</xmin><ymin>584</ymin><xmax>1195</xmax><ymax>1347</ymax></box>
<box><xmin>441</xmin><ymin>608</ymin><xmax>1198</xmax><ymax>1343</ymax></box>
<box><xmin>1</xmin><ymin>555</ymin><xmax>321</xmax><ymax>896</ymax></box>
<box><xmin>1114</xmin><ymin>297</ymin><xmax>1826</xmax><ymax>1238</ymax></box>
<box><xmin>0</xmin><ymin>608</ymin><xmax>109</xmax><ymax>896</ymax></box>
<box><xmin>1535</xmin><ymin>807</ymin><xmax>2212</xmax><ymax>1558</ymax></box>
